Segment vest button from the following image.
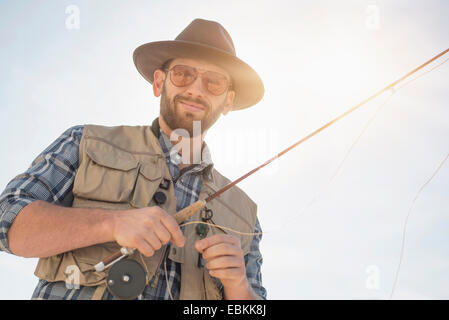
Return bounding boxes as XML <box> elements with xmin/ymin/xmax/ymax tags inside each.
<box><xmin>153</xmin><ymin>191</ymin><xmax>167</xmax><ymax>205</ymax></box>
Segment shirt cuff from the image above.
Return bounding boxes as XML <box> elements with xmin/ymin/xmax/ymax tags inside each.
<box><xmin>0</xmin><ymin>197</ymin><xmax>37</xmax><ymax>254</ymax></box>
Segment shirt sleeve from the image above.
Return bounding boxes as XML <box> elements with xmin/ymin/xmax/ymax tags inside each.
<box><xmin>0</xmin><ymin>125</ymin><xmax>84</xmax><ymax>254</ymax></box>
<box><xmin>244</xmin><ymin>217</ymin><xmax>267</xmax><ymax>299</ymax></box>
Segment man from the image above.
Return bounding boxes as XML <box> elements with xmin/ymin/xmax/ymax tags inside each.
<box><xmin>0</xmin><ymin>19</ymin><xmax>266</xmax><ymax>300</ymax></box>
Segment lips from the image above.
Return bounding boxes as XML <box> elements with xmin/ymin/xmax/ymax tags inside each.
<box><xmin>178</xmin><ymin>99</ymin><xmax>206</xmax><ymax>112</ymax></box>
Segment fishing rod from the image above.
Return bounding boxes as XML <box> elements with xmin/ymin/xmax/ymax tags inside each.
<box><xmin>95</xmin><ymin>47</ymin><xmax>449</xmax><ymax>298</ymax></box>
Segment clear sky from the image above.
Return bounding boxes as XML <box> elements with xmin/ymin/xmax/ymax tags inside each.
<box><xmin>1</xmin><ymin>0</ymin><xmax>448</xmax><ymax>299</ymax></box>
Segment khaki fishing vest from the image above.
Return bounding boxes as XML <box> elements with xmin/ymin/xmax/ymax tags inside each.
<box><xmin>34</xmin><ymin>124</ymin><xmax>258</xmax><ymax>300</ymax></box>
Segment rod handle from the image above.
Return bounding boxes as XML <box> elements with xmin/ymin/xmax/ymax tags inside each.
<box><xmin>174</xmin><ymin>199</ymin><xmax>206</xmax><ymax>224</ymax></box>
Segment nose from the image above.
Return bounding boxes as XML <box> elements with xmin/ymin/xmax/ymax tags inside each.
<box><xmin>184</xmin><ymin>73</ymin><xmax>206</xmax><ymax>99</ymax></box>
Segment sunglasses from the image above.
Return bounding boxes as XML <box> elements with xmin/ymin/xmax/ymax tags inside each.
<box><xmin>165</xmin><ymin>64</ymin><xmax>232</xmax><ymax>96</ymax></box>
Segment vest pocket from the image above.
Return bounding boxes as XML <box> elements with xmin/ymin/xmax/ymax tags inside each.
<box><xmin>34</xmin><ymin>247</ymin><xmax>112</xmax><ymax>287</ymax></box>
<box><xmin>74</xmin><ymin>140</ymin><xmax>163</xmax><ymax>207</ymax></box>
<box><xmin>130</xmin><ymin>161</ymin><xmax>163</xmax><ymax>208</ymax></box>
<box><xmin>74</xmin><ymin>145</ymin><xmax>139</xmax><ymax>203</ymax></box>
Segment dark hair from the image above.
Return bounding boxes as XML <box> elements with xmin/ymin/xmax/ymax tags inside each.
<box><xmin>160</xmin><ymin>58</ymin><xmax>174</xmax><ymax>72</ymax></box>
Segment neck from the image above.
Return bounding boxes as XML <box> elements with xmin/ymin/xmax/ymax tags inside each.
<box><xmin>158</xmin><ymin>116</ymin><xmax>206</xmax><ymax>168</ymax></box>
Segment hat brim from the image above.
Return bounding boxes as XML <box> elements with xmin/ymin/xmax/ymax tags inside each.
<box><xmin>133</xmin><ymin>40</ymin><xmax>264</xmax><ymax>110</ymax></box>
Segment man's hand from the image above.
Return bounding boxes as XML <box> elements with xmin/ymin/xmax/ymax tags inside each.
<box><xmin>111</xmin><ymin>206</ymin><xmax>185</xmax><ymax>257</ymax></box>
<box><xmin>195</xmin><ymin>234</ymin><xmax>247</xmax><ymax>289</ymax></box>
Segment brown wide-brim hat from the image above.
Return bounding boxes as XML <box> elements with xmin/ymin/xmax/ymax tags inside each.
<box><xmin>133</xmin><ymin>19</ymin><xmax>264</xmax><ymax>111</ymax></box>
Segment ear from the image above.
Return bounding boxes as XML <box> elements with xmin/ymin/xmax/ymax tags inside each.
<box><xmin>153</xmin><ymin>69</ymin><xmax>166</xmax><ymax>97</ymax></box>
<box><xmin>222</xmin><ymin>90</ymin><xmax>235</xmax><ymax>116</ymax></box>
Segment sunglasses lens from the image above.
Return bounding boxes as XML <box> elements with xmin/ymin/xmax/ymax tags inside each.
<box><xmin>170</xmin><ymin>65</ymin><xmax>196</xmax><ymax>87</ymax></box>
<box><xmin>203</xmin><ymin>72</ymin><xmax>228</xmax><ymax>95</ymax></box>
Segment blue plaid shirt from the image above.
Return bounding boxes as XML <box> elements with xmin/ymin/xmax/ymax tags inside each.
<box><xmin>0</xmin><ymin>125</ymin><xmax>266</xmax><ymax>300</ymax></box>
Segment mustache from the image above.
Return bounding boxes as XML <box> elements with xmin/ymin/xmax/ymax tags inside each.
<box><xmin>174</xmin><ymin>95</ymin><xmax>210</xmax><ymax>111</ymax></box>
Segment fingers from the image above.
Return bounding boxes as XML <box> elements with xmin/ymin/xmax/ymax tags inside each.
<box><xmin>135</xmin><ymin>218</ymin><xmax>182</xmax><ymax>257</ymax></box>
<box><xmin>134</xmin><ymin>237</ymin><xmax>154</xmax><ymax>257</ymax></box>
<box><xmin>152</xmin><ymin>220</ymin><xmax>171</xmax><ymax>245</ymax></box>
<box><xmin>142</xmin><ymin>230</ymin><xmax>163</xmax><ymax>251</ymax></box>
<box><xmin>140</xmin><ymin>207</ymin><xmax>185</xmax><ymax>248</ymax></box>
<box><xmin>205</xmin><ymin>256</ymin><xmax>242</xmax><ymax>270</ymax></box>
<box><xmin>157</xmin><ymin>210</ymin><xmax>186</xmax><ymax>247</ymax></box>
<box><xmin>200</xmin><ymin>242</ymin><xmax>244</xmax><ymax>272</ymax></box>
<box><xmin>208</xmin><ymin>267</ymin><xmax>243</xmax><ymax>280</ymax></box>
<box><xmin>195</xmin><ymin>234</ymin><xmax>244</xmax><ymax>271</ymax></box>
<box><xmin>115</xmin><ymin>206</ymin><xmax>186</xmax><ymax>257</ymax></box>
<box><xmin>201</xmin><ymin>242</ymin><xmax>243</xmax><ymax>261</ymax></box>
<box><xmin>194</xmin><ymin>234</ymin><xmax>247</xmax><ymax>289</ymax></box>
<box><xmin>195</xmin><ymin>234</ymin><xmax>240</xmax><ymax>253</ymax></box>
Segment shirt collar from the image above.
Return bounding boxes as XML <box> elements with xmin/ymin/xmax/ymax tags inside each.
<box><xmin>158</xmin><ymin>129</ymin><xmax>214</xmax><ymax>179</ymax></box>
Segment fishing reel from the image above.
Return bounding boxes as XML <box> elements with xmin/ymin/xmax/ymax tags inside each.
<box><xmin>106</xmin><ymin>259</ymin><xmax>147</xmax><ymax>300</ymax></box>
<box><xmin>94</xmin><ymin>247</ymin><xmax>147</xmax><ymax>300</ymax></box>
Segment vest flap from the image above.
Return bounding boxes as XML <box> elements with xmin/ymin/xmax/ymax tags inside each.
<box><xmin>139</xmin><ymin>162</ymin><xmax>162</xmax><ymax>181</ymax></box>
<box><xmin>85</xmin><ymin>139</ymin><xmax>138</xmax><ymax>171</ymax></box>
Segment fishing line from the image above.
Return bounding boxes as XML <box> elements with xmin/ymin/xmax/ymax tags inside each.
<box><xmin>395</xmin><ymin>56</ymin><xmax>449</xmax><ymax>91</ymax></box>
<box><xmin>276</xmin><ymin>91</ymin><xmax>396</xmax><ymax>231</ymax></box>
<box><xmin>389</xmin><ymin>153</ymin><xmax>449</xmax><ymax>299</ymax></box>
<box><xmin>274</xmin><ymin>52</ymin><xmax>449</xmax><ymax>232</ymax></box>
<box><xmin>164</xmin><ymin>257</ymin><xmax>175</xmax><ymax>300</ymax></box>
<box><xmin>179</xmin><ymin>221</ymin><xmax>264</xmax><ymax>236</ymax></box>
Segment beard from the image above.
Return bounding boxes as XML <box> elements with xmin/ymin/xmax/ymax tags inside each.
<box><xmin>160</xmin><ymin>81</ymin><xmax>226</xmax><ymax>137</ymax></box>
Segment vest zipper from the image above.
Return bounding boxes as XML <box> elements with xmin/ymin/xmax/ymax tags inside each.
<box><xmin>149</xmin><ymin>245</ymin><xmax>168</xmax><ymax>288</ymax></box>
